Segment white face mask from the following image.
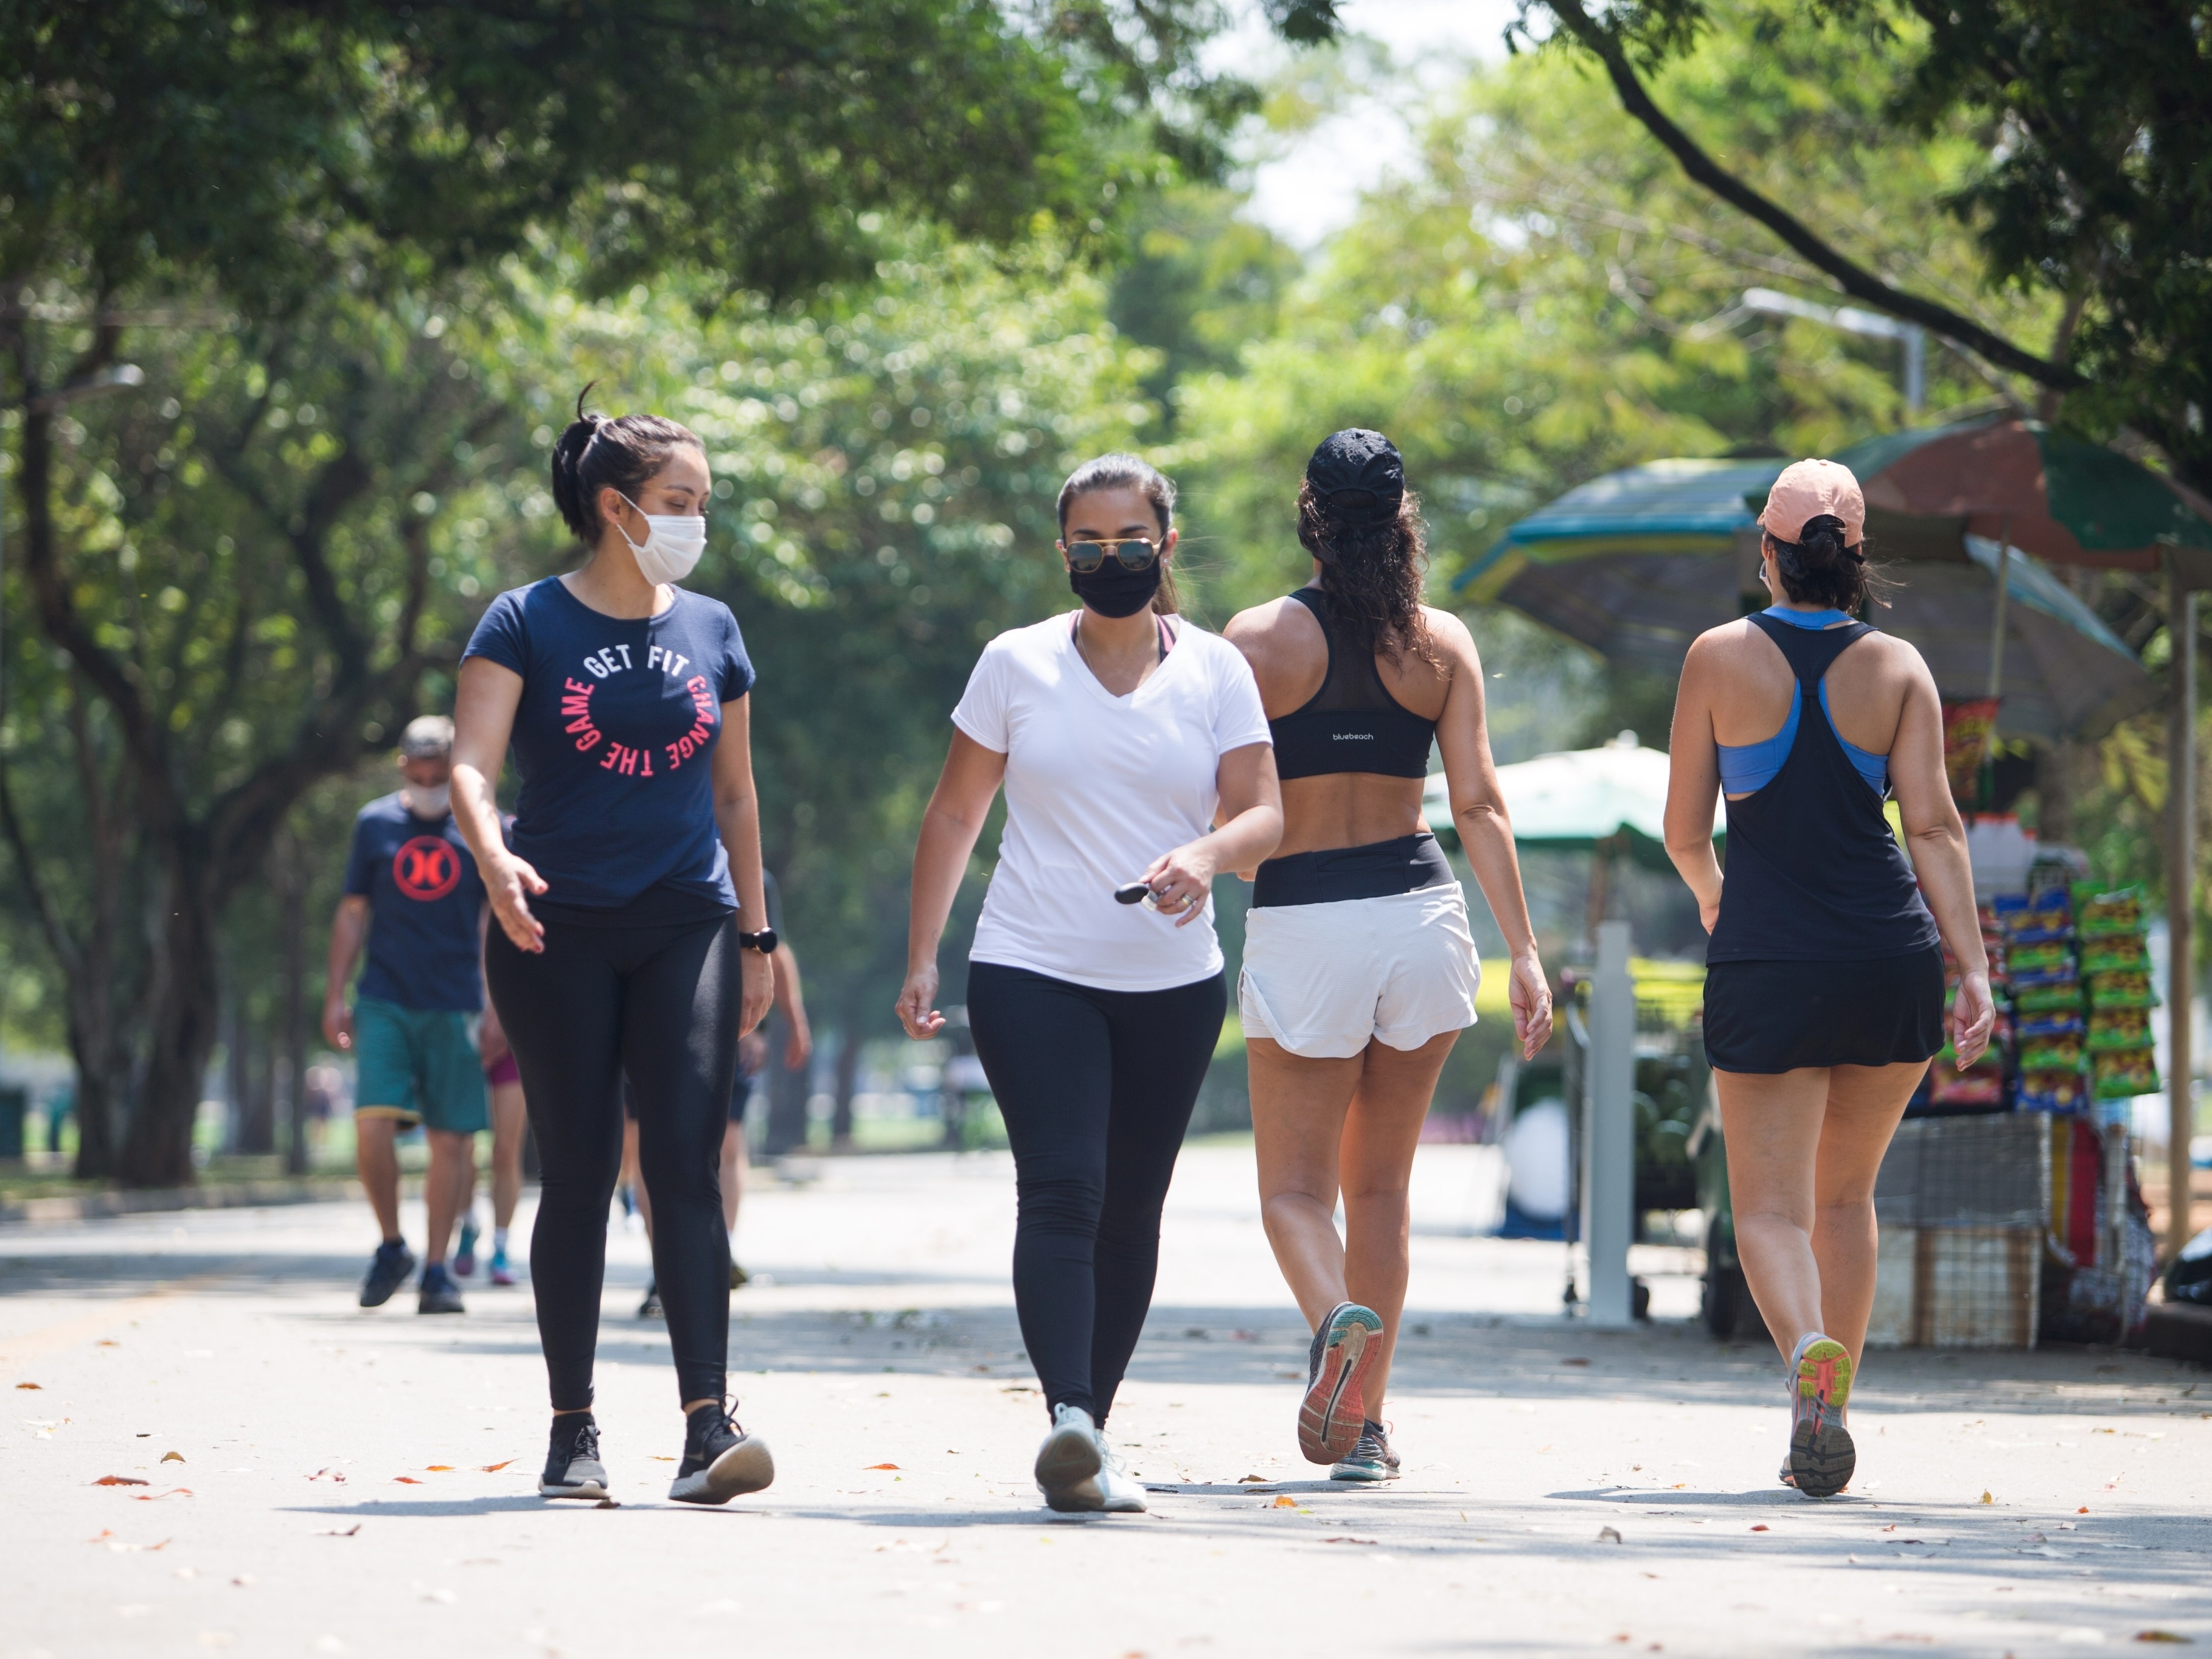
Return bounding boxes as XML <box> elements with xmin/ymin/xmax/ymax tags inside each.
<box><xmin>616</xmin><ymin>494</ymin><xmax>708</xmax><ymax>586</ymax></box>
<box><xmin>402</xmin><ymin>782</ymin><xmax>451</xmax><ymax>818</ymax></box>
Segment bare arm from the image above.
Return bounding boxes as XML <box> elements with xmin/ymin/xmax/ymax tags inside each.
<box><xmin>1888</xmin><ymin>653</ymin><xmax>1995</xmax><ymax>1066</ymax></box>
<box><xmin>321</xmin><ymin>895</ymin><xmax>370</xmax><ymax>1050</ymax></box>
<box><xmin>710</xmin><ymin>694</ymin><xmax>774</xmax><ymax>1038</ymax></box>
<box><xmin>1664</xmin><ymin>638</ymin><xmax>1727</xmax><ymax>933</ymax></box>
<box><xmin>896</xmin><ymin>729</ymin><xmax>1009</xmax><ymax>1038</ymax></box>
<box><xmin>451</xmin><ymin>656</ymin><xmax>548</xmax><ymax>953</ymax></box>
<box><xmin>1433</xmin><ymin>612</ymin><xmax>1553</xmax><ymax>1059</ymax></box>
<box><xmin>773</xmin><ymin>941</ymin><xmax>812</xmax><ymax>1068</ymax></box>
<box><xmin>1141</xmin><ymin>742</ymin><xmax>1282</xmax><ymax>928</ymax></box>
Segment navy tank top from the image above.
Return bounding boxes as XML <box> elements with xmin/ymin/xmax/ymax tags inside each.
<box><xmin>1705</xmin><ymin>613</ymin><xmax>1939</xmax><ymax>965</ymax></box>
<box><xmin>1268</xmin><ymin>588</ymin><xmax>1436</xmax><ymax>780</ymax></box>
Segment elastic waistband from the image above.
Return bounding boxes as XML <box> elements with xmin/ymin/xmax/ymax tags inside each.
<box><xmin>1251</xmin><ymin>833</ymin><xmax>1455</xmax><ymax>909</ymax></box>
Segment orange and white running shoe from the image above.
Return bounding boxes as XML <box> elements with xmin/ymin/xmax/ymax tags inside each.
<box><xmin>1786</xmin><ymin>1333</ymin><xmax>1854</xmax><ymax>1498</ymax></box>
<box><xmin>1299</xmin><ymin>1303</ymin><xmax>1383</xmax><ymax>1465</ymax></box>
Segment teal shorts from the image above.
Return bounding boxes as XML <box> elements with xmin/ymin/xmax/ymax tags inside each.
<box><xmin>353</xmin><ymin>996</ymin><xmax>489</xmax><ymax>1135</ymax></box>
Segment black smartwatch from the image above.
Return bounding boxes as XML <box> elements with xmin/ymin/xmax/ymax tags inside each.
<box><xmin>737</xmin><ymin>928</ymin><xmax>778</xmax><ymax>954</ymax></box>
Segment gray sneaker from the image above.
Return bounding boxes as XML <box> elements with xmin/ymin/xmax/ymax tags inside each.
<box><xmin>540</xmin><ymin>1413</ymin><xmax>608</xmax><ymax>1499</ymax></box>
<box><xmin>1034</xmin><ymin>1403</ymin><xmax>1105</xmax><ymax>1513</ymax></box>
<box><xmin>1330</xmin><ymin>1419</ymin><xmax>1400</xmax><ymax>1482</ymax></box>
<box><xmin>668</xmin><ymin>1401</ymin><xmax>774</xmax><ymax>1504</ymax></box>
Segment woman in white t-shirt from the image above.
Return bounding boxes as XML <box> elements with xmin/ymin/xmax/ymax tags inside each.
<box><xmin>897</xmin><ymin>453</ymin><xmax>1282</xmax><ymax>1516</ymax></box>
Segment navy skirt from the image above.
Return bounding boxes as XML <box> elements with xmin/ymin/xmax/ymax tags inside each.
<box><xmin>1703</xmin><ymin>947</ymin><xmax>1945</xmax><ymax>1074</ymax></box>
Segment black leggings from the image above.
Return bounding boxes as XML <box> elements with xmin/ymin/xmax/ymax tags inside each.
<box><xmin>485</xmin><ymin>906</ymin><xmax>743</xmax><ymax>1412</ymax></box>
<box><xmin>966</xmin><ymin>961</ymin><xmax>1225</xmax><ymax>1426</ymax></box>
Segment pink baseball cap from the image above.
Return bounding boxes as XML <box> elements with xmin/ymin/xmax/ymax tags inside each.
<box><xmin>1760</xmin><ymin>458</ymin><xmax>1866</xmax><ymax>547</ymax></box>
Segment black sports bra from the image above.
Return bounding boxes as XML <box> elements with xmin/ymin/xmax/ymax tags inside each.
<box><xmin>1268</xmin><ymin>588</ymin><xmax>1436</xmax><ymax>781</ymax></box>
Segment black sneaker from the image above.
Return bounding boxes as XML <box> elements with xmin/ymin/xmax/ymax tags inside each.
<box><xmin>669</xmin><ymin>1402</ymin><xmax>774</xmax><ymax>1504</ymax></box>
<box><xmin>418</xmin><ymin>1262</ymin><xmax>465</xmax><ymax>1315</ymax></box>
<box><xmin>540</xmin><ymin>1413</ymin><xmax>608</xmax><ymax>1499</ymax></box>
<box><xmin>360</xmin><ymin>1240</ymin><xmax>416</xmax><ymax>1309</ymax></box>
<box><xmin>639</xmin><ymin>1280</ymin><xmax>663</xmax><ymax>1319</ymax></box>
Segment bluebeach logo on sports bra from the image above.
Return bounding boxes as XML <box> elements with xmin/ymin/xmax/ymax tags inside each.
<box><xmin>1332</xmin><ymin>731</ymin><xmax>1374</xmax><ymax>740</ymax></box>
<box><xmin>556</xmin><ymin>642</ymin><xmax>718</xmax><ymax>779</ymax></box>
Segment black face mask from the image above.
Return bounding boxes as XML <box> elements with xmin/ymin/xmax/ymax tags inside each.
<box><xmin>1069</xmin><ymin>557</ymin><xmax>1162</xmax><ymax>619</ymax></box>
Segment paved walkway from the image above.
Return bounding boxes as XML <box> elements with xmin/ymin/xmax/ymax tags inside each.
<box><xmin>2</xmin><ymin>1144</ymin><xmax>2207</xmax><ymax>1657</ymax></box>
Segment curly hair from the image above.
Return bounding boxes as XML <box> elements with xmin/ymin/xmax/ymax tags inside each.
<box><xmin>1296</xmin><ymin>481</ymin><xmax>1436</xmax><ymax>669</ymax></box>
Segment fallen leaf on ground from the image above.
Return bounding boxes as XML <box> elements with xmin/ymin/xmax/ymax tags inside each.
<box><xmin>1750</xmin><ymin>1525</ymin><xmax>1769</xmax><ymax>1532</ymax></box>
<box><xmin>864</xmin><ymin>1462</ymin><xmax>901</xmax><ymax>1470</ymax></box>
<box><xmin>2132</xmin><ymin>1632</ymin><xmax>2191</xmax><ymax>1644</ymax></box>
<box><xmin>133</xmin><ymin>1488</ymin><xmax>192</xmax><ymax>1500</ymax></box>
<box><xmin>1979</xmin><ymin>1491</ymin><xmax>1994</xmax><ymax>1504</ymax></box>
<box><xmin>313</xmin><ymin>1525</ymin><xmax>361</xmax><ymax>1537</ymax></box>
<box><xmin>1883</xmin><ymin>1523</ymin><xmax>1897</xmax><ymax>1532</ymax></box>
<box><xmin>1598</xmin><ymin>1526</ymin><xmax>1623</xmax><ymax>1543</ymax></box>
<box><xmin>1272</xmin><ymin>1495</ymin><xmax>1298</xmax><ymax>1509</ymax></box>
<box><xmin>15</xmin><ymin>1382</ymin><xmax>41</xmax><ymax>1390</ymax></box>
<box><xmin>1323</xmin><ymin>1536</ymin><xmax>1378</xmax><ymax>1545</ymax></box>
<box><xmin>478</xmin><ymin>1461</ymin><xmax>512</xmax><ymax>1473</ymax></box>
<box><xmin>96</xmin><ymin>1340</ymin><xmax>117</xmax><ymax>1347</ymax></box>
<box><xmin>425</xmin><ymin>1466</ymin><xmax>454</xmax><ymax>1472</ymax></box>
<box><xmin>393</xmin><ymin>1476</ymin><xmax>422</xmax><ymax>1484</ymax></box>
<box><xmin>2078</xmin><ymin>1507</ymin><xmax>2091</xmax><ymax>1514</ymax></box>
<box><xmin>93</xmin><ymin>1475</ymin><xmax>150</xmax><ymax>1487</ymax></box>
<box><xmin>161</xmin><ymin>1451</ymin><xmax>185</xmax><ymax>1464</ymax></box>
<box><xmin>1239</xmin><ymin>1475</ymin><xmax>1271</xmax><ymax>1483</ymax></box>
<box><xmin>1562</xmin><ymin>1358</ymin><xmax>1591</xmax><ymax>1367</ymax></box>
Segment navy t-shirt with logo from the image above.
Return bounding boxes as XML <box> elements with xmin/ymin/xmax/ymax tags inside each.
<box><xmin>462</xmin><ymin>578</ymin><xmax>754</xmax><ymax>912</ymax></box>
<box><xmin>343</xmin><ymin>795</ymin><xmax>488</xmax><ymax>1011</ymax></box>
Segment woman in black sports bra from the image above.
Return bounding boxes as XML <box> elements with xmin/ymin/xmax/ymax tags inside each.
<box><xmin>1225</xmin><ymin>430</ymin><xmax>1553</xmax><ymax>1481</ymax></box>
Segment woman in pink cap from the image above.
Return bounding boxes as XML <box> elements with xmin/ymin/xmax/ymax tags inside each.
<box><xmin>1663</xmin><ymin>457</ymin><xmax>1992</xmax><ymax>1497</ymax></box>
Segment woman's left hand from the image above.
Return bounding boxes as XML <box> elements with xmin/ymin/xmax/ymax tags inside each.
<box><xmin>738</xmin><ymin>944</ymin><xmax>776</xmax><ymax>1038</ymax></box>
<box><xmin>1141</xmin><ymin>841</ymin><xmax>1218</xmax><ymax>928</ymax></box>
<box><xmin>1949</xmin><ymin>968</ymin><xmax>1996</xmax><ymax>1069</ymax></box>
<box><xmin>1508</xmin><ymin>950</ymin><xmax>1554</xmax><ymax>1060</ymax></box>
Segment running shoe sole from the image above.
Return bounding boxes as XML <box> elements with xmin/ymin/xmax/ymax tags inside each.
<box><xmin>1299</xmin><ymin>1304</ymin><xmax>1383</xmax><ymax>1465</ymax></box>
<box><xmin>1330</xmin><ymin>1456</ymin><xmax>1399</xmax><ymax>1483</ymax></box>
<box><xmin>539</xmin><ymin>1472</ymin><xmax>609</xmax><ymax>1500</ymax></box>
<box><xmin>1788</xmin><ymin>1338</ymin><xmax>1856</xmax><ymax>1498</ymax></box>
<box><xmin>1034</xmin><ymin>1423</ymin><xmax>1105</xmax><ymax>1513</ymax></box>
<box><xmin>669</xmin><ymin>1435</ymin><xmax>775</xmax><ymax>1504</ymax></box>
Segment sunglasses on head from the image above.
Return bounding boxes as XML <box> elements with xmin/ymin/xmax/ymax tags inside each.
<box><xmin>1062</xmin><ymin>537</ymin><xmax>1160</xmax><ymax>574</ymax></box>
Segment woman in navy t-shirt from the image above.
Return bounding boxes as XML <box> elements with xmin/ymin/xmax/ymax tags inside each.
<box><xmin>451</xmin><ymin>391</ymin><xmax>777</xmax><ymax>1507</ymax></box>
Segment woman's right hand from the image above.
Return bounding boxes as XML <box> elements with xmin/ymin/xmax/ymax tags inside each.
<box><xmin>1949</xmin><ymin>968</ymin><xmax>1996</xmax><ymax>1069</ymax></box>
<box><xmin>896</xmin><ymin>959</ymin><xmax>944</xmax><ymax>1040</ymax></box>
<box><xmin>1697</xmin><ymin>882</ymin><xmax>1722</xmax><ymax>936</ymax></box>
<box><xmin>487</xmin><ymin>854</ymin><xmax>549</xmax><ymax>953</ymax></box>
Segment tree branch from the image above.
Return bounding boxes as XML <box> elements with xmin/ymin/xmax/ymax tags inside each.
<box><xmin>1541</xmin><ymin>0</ymin><xmax>2080</xmax><ymax>393</ymax></box>
<box><xmin>0</xmin><ymin>751</ymin><xmax>85</xmax><ymax>983</ymax></box>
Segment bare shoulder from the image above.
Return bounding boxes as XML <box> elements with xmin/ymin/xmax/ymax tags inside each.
<box><xmin>1223</xmin><ymin>594</ymin><xmax>1320</xmax><ymax>662</ymax></box>
<box><xmin>1683</xmin><ymin>617</ymin><xmax>1759</xmax><ymax>669</ymax></box>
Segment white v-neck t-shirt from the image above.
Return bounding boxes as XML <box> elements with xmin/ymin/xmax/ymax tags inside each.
<box><xmin>952</xmin><ymin>611</ymin><xmax>1273</xmax><ymax>992</ymax></box>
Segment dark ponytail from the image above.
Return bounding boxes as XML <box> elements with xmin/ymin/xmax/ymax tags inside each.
<box><xmin>549</xmin><ymin>383</ymin><xmax>703</xmax><ymax>544</ymax></box>
<box><xmin>1297</xmin><ymin>481</ymin><xmax>1438</xmax><ymax>670</ymax></box>
<box><xmin>1769</xmin><ymin>513</ymin><xmax>1890</xmax><ymax>613</ymax></box>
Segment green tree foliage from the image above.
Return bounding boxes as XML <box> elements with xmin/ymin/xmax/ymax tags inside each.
<box><xmin>0</xmin><ymin>0</ymin><xmax>1242</xmax><ymax>1182</ymax></box>
<box><xmin>1515</xmin><ymin>0</ymin><xmax>2212</xmax><ymax>492</ymax></box>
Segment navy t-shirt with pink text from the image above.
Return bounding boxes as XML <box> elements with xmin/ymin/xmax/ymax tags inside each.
<box><xmin>463</xmin><ymin>577</ymin><xmax>754</xmax><ymax>911</ymax></box>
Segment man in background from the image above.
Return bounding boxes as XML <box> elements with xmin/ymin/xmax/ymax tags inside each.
<box><xmin>322</xmin><ymin>715</ymin><xmax>490</xmax><ymax>1315</ymax></box>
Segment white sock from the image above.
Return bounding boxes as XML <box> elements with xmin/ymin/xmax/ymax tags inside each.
<box><xmin>493</xmin><ymin>1227</ymin><xmax>510</xmax><ymax>1254</ymax></box>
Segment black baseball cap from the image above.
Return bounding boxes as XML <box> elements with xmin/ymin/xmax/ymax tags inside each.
<box><xmin>1304</xmin><ymin>428</ymin><xmax>1404</xmax><ymax>525</ymax></box>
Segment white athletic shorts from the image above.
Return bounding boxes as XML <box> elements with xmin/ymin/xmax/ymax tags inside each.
<box><xmin>1237</xmin><ymin>882</ymin><xmax>1481</xmax><ymax>1059</ymax></box>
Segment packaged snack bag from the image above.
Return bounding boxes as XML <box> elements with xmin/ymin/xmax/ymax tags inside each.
<box><xmin>1996</xmin><ymin>888</ymin><xmax>2073</xmax><ymax>944</ymax></box>
<box><xmin>2088</xmin><ymin>969</ymin><xmax>2157</xmax><ymax>1009</ymax></box>
<box><xmin>2019</xmin><ymin>1034</ymin><xmax>2084</xmax><ymax>1073</ymax></box>
<box><xmin>2090</xmin><ymin>1048</ymin><xmax>2159</xmax><ymax>1098</ymax></box>
<box><xmin>2016</xmin><ymin>1070</ymin><xmax>2089</xmax><ymax>1113</ymax></box>
<box><xmin>1930</xmin><ymin>1063</ymin><xmax>2006</xmax><ymax>1107</ymax></box>
<box><xmin>2087</xmin><ymin>1007</ymin><xmax>2154</xmax><ymax>1051</ymax></box>
<box><xmin>2073</xmin><ymin>882</ymin><xmax>2147</xmax><ymax>939</ymax></box>
<box><xmin>2014</xmin><ymin>983</ymin><xmax>2088</xmax><ymax>1014</ymax></box>
<box><xmin>2006</xmin><ymin>942</ymin><xmax>2072</xmax><ymax>974</ymax></box>
<box><xmin>2080</xmin><ymin>937</ymin><xmax>2151</xmax><ymax>975</ymax></box>
<box><xmin>2015</xmin><ymin>1008</ymin><xmax>2085</xmax><ymax>1039</ymax></box>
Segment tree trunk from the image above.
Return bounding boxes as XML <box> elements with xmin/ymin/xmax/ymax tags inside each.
<box><xmin>279</xmin><ymin>829</ymin><xmax>310</xmax><ymax>1177</ymax></box>
<box><xmin>831</xmin><ymin>1007</ymin><xmax>863</xmax><ymax>1150</ymax></box>
<box><xmin>117</xmin><ymin>860</ymin><xmax>223</xmax><ymax>1188</ymax></box>
<box><xmin>763</xmin><ymin>1013</ymin><xmax>812</xmax><ymax>1156</ymax></box>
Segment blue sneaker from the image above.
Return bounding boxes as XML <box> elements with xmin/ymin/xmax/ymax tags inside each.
<box><xmin>489</xmin><ymin>1245</ymin><xmax>516</xmax><ymax>1287</ymax></box>
<box><xmin>1299</xmin><ymin>1303</ymin><xmax>1383</xmax><ymax>1465</ymax></box>
<box><xmin>418</xmin><ymin>1262</ymin><xmax>465</xmax><ymax>1315</ymax></box>
<box><xmin>455</xmin><ymin>1218</ymin><xmax>479</xmax><ymax>1278</ymax></box>
<box><xmin>359</xmin><ymin>1240</ymin><xmax>416</xmax><ymax>1309</ymax></box>
<box><xmin>1330</xmin><ymin>1420</ymin><xmax>1400</xmax><ymax>1482</ymax></box>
